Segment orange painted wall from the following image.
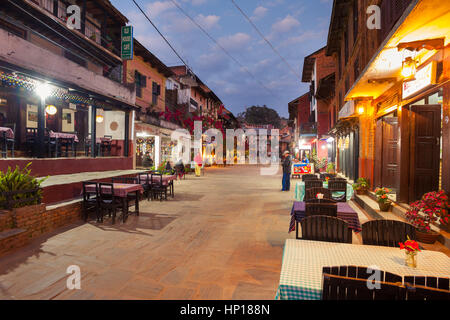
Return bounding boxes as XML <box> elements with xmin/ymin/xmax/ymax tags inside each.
<box><xmin>125</xmin><ymin>55</ymin><xmax>167</xmax><ymax>113</ymax></box>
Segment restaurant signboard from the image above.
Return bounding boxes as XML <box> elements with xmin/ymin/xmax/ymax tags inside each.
<box><xmin>121</xmin><ymin>26</ymin><xmax>134</xmax><ymax>60</ymax></box>
<box><xmin>402</xmin><ymin>61</ymin><xmax>437</xmax><ymax>100</ymax></box>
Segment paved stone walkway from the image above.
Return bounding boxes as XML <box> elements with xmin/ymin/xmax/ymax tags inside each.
<box><xmin>0</xmin><ymin>165</ymin><xmax>299</xmax><ymax>300</ymax></box>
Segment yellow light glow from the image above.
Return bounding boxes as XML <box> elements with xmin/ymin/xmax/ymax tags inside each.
<box><xmin>358</xmin><ymin>106</ymin><xmax>365</xmax><ymax>114</ymax></box>
<box><xmin>45</xmin><ymin>105</ymin><xmax>57</xmax><ymax>115</ymax></box>
<box><xmin>401</xmin><ymin>57</ymin><xmax>417</xmax><ymax>79</ymax></box>
<box><xmin>96</xmin><ymin>115</ymin><xmax>104</xmax><ymax>123</ymax></box>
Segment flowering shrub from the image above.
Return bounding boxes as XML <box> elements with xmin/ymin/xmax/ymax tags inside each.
<box><xmin>374</xmin><ymin>187</ymin><xmax>391</xmax><ymax>204</ymax></box>
<box><xmin>406</xmin><ymin>191</ymin><xmax>449</xmax><ymax>232</ymax></box>
<box><xmin>399</xmin><ymin>237</ymin><xmax>421</xmax><ymax>253</ymax></box>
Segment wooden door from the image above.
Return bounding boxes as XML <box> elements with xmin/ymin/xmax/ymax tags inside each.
<box><xmin>381</xmin><ymin>117</ymin><xmax>400</xmax><ymax>191</ymax></box>
<box><xmin>410</xmin><ymin>105</ymin><xmax>441</xmax><ymax>201</ymax></box>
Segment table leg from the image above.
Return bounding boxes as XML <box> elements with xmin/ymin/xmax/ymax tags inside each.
<box><xmin>135</xmin><ymin>190</ymin><xmax>139</xmax><ymax>216</ymax></box>
<box><xmin>122</xmin><ymin>197</ymin><xmax>128</xmax><ymax>223</ymax></box>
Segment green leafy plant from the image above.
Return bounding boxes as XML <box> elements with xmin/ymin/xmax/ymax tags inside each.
<box><xmin>0</xmin><ymin>163</ymin><xmax>47</xmax><ymax>209</ymax></box>
<box><xmin>326</xmin><ymin>162</ymin><xmax>335</xmax><ymax>173</ymax></box>
<box><xmin>352</xmin><ymin>178</ymin><xmax>370</xmax><ymax>191</ymax></box>
<box><xmin>157</xmin><ymin>161</ymin><xmax>166</xmax><ymax>173</ymax></box>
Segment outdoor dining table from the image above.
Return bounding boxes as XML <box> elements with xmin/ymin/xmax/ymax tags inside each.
<box><xmin>289</xmin><ymin>201</ymin><xmax>362</xmax><ymax>233</ymax></box>
<box><xmin>139</xmin><ymin>174</ymin><xmax>177</xmax><ymax>196</ymax></box>
<box><xmin>85</xmin><ymin>183</ymin><xmax>144</xmax><ymax>224</ymax></box>
<box><xmin>294</xmin><ymin>180</ymin><xmax>354</xmax><ymax>201</ymax></box>
<box><xmin>49</xmin><ymin>131</ymin><xmax>79</xmax><ymax>142</ymax></box>
<box><xmin>49</xmin><ymin>131</ymin><xmax>79</xmax><ymax>157</ymax></box>
<box><xmin>275</xmin><ymin>239</ymin><xmax>450</xmax><ymax>300</ymax></box>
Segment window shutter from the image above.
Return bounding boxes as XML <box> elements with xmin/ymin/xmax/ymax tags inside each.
<box><xmin>157</xmin><ymin>84</ymin><xmax>161</xmax><ymax>96</ymax></box>
<box><xmin>152</xmin><ymin>82</ymin><xmax>157</xmax><ymax>94</ymax></box>
<box><xmin>141</xmin><ymin>75</ymin><xmax>147</xmax><ymax>88</ymax></box>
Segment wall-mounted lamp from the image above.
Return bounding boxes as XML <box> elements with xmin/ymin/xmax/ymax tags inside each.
<box><xmin>357</xmin><ymin>106</ymin><xmax>365</xmax><ymax>115</ymax></box>
<box><xmin>45</xmin><ymin>105</ymin><xmax>57</xmax><ymax>115</ymax></box>
<box><xmin>401</xmin><ymin>56</ymin><xmax>417</xmax><ymax>80</ymax></box>
<box><xmin>96</xmin><ymin>115</ymin><xmax>104</xmax><ymax>123</ymax></box>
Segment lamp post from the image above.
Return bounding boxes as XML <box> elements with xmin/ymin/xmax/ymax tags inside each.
<box><xmin>35</xmin><ymin>83</ymin><xmax>53</xmax><ymax>158</ymax></box>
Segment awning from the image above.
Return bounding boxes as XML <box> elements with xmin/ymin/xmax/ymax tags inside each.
<box><xmin>338</xmin><ymin>100</ymin><xmax>355</xmax><ymax>119</ymax></box>
<box><xmin>346</xmin><ymin>0</ymin><xmax>450</xmax><ymax>101</ymax></box>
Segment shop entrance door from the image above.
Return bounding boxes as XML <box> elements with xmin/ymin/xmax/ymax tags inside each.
<box><xmin>381</xmin><ymin>117</ymin><xmax>400</xmax><ymax>191</ymax></box>
<box><xmin>375</xmin><ymin>115</ymin><xmax>400</xmax><ymax>192</ymax></box>
<box><xmin>410</xmin><ymin>105</ymin><xmax>441</xmax><ymax>201</ymax></box>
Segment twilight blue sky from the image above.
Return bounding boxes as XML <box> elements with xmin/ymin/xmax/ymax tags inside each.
<box><xmin>110</xmin><ymin>0</ymin><xmax>334</xmax><ymax>118</ymax></box>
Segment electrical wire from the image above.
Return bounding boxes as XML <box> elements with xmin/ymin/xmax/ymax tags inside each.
<box><xmin>167</xmin><ymin>0</ymin><xmax>277</xmax><ymax>97</ymax></box>
<box><xmin>131</xmin><ymin>0</ymin><xmax>191</xmax><ymax>70</ymax></box>
<box><xmin>230</xmin><ymin>0</ymin><xmax>303</xmax><ymax>81</ymax></box>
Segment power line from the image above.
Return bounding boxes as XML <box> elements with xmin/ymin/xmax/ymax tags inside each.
<box><xmin>167</xmin><ymin>0</ymin><xmax>277</xmax><ymax>97</ymax></box>
<box><xmin>131</xmin><ymin>0</ymin><xmax>191</xmax><ymax>69</ymax></box>
<box><xmin>230</xmin><ymin>0</ymin><xmax>303</xmax><ymax>81</ymax></box>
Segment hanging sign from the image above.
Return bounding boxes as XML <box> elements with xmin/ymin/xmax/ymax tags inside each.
<box><xmin>121</xmin><ymin>26</ymin><xmax>134</xmax><ymax>60</ymax></box>
<box><xmin>402</xmin><ymin>61</ymin><xmax>437</xmax><ymax>99</ymax></box>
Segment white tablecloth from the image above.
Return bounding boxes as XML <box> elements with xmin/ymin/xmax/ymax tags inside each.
<box><xmin>276</xmin><ymin>239</ymin><xmax>450</xmax><ymax>300</ymax></box>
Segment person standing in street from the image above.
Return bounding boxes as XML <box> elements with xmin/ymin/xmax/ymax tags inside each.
<box><xmin>282</xmin><ymin>150</ymin><xmax>292</xmax><ymax>191</ymax></box>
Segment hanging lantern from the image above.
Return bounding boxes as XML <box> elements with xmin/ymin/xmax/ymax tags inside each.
<box><xmin>45</xmin><ymin>105</ymin><xmax>57</xmax><ymax>115</ymax></box>
<box><xmin>96</xmin><ymin>115</ymin><xmax>104</xmax><ymax>123</ymax></box>
<box><xmin>401</xmin><ymin>56</ymin><xmax>416</xmax><ymax>80</ymax></box>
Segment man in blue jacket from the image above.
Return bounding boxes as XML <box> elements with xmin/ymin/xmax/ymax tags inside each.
<box><xmin>282</xmin><ymin>150</ymin><xmax>291</xmax><ymax>191</ymax></box>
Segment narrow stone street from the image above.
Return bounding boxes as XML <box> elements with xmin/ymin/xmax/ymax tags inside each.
<box><xmin>0</xmin><ymin>165</ymin><xmax>298</xmax><ymax>300</ymax></box>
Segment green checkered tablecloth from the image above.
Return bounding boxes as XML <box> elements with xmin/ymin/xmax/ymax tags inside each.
<box><xmin>294</xmin><ymin>181</ymin><xmax>354</xmax><ymax>201</ymax></box>
<box><xmin>275</xmin><ymin>239</ymin><xmax>450</xmax><ymax>300</ymax></box>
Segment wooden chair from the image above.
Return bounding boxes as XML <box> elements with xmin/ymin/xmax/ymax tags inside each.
<box><xmin>322</xmin><ymin>273</ymin><xmax>406</xmax><ymax>300</ymax></box>
<box><xmin>328</xmin><ymin>180</ymin><xmax>348</xmax><ymax>202</ymax></box>
<box><xmin>101</xmin><ymin>135</ymin><xmax>112</xmax><ymax>156</ymax></box>
<box><xmin>150</xmin><ymin>173</ymin><xmax>168</xmax><ymax>201</ymax></box>
<box><xmin>404</xmin><ymin>283</ymin><xmax>450</xmax><ymax>300</ymax></box>
<box><xmin>81</xmin><ymin>181</ymin><xmax>100</xmax><ymax>222</ymax></box>
<box><xmin>361</xmin><ymin>220</ymin><xmax>416</xmax><ymax>247</ymax></box>
<box><xmin>305</xmin><ymin>179</ymin><xmax>323</xmax><ymax>191</ymax></box>
<box><xmin>98</xmin><ymin>183</ymin><xmax>123</xmax><ymax>224</ymax></box>
<box><xmin>403</xmin><ymin>275</ymin><xmax>449</xmax><ymax>291</ymax></box>
<box><xmin>25</xmin><ymin>128</ymin><xmax>38</xmax><ymax>157</ymax></box>
<box><xmin>298</xmin><ymin>215</ymin><xmax>351</xmax><ymax>243</ymax></box>
<box><xmin>323</xmin><ymin>265</ymin><xmax>402</xmax><ymax>283</ymax></box>
<box><xmin>305</xmin><ymin>187</ymin><xmax>332</xmax><ymax>201</ymax></box>
<box><xmin>138</xmin><ymin>173</ymin><xmax>152</xmax><ymax>201</ymax></box>
<box><xmin>1</xmin><ymin>123</ymin><xmax>15</xmax><ymax>158</ymax></box>
<box><xmin>305</xmin><ymin>202</ymin><xmax>337</xmax><ymax>217</ymax></box>
<box><xmin>302</xmin><ymin>174</ymin><xmax>318</xmax><ymax>181</ymax></box>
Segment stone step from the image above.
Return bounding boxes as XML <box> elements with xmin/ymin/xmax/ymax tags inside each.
<box><xmin>0</xmin><ymin>228</ymin><xmax>27</xmax><ymax>241</ymax></box>
<box><xmin>355</xmin><ymin>193</ymin><xmax>450</xmax><ymax>249</ymax></box>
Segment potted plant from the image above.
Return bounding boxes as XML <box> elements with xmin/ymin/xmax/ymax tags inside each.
<box><xmin>0</xmin><ymin>163</ymin><xmax>46</xmax><ymax>210</ymax></box>
<box><xmin>399</xmin><ymin>236</ymin><xmax>421</xmax><ymax>268</ymax></box>
<box><xmin>374</xmin><ymin>187</ymin><xmax>392</xmax><ymax>211</ymax></box>
<box><xmin>352</xmin><ymin>178</ymin><xmax>370</xmax><ymax>195</ymax></box>
<box><xmin>405</xmin><ymin>191</ymin><xmax>445</xmax><ymax>243</ymax></box>
<box><xmin>326</xmin><ymin>162</ymin><xmax>335</xmax><ymax>174</ymax></box>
